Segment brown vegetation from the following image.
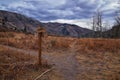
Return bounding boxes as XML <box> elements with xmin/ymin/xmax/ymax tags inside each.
<box><xmin>0</xmin><ymin>32</ymin><xmax>37</xmax><ymax>50</ymax></box>
<box><xmin>0</xmin><ymin>45</ymin><xmax>51</xmax><ymax>80</ymax></box>
<box><xmin>1</xmin><ymin>32</ymin><xmax>120</xmax><ymax>53</ymax></box>
<box><xmin>0</xmin><ymin>32</ymin><xmax>120</xmax><ymax>80</ymax></box>
<box><xmin>45</xmin><ymin>37</ymin><xmax>120</xmax><ymax>53</ymax></box>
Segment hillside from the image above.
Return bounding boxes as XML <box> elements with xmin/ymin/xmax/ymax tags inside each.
<box><xmin>103</xmin><ymin>25</ymin><xmax>120</xmax><ymax>38</ymax></box>
<box><xmin>42</xmin><ymin>22</ymin><xmax>92</xmax><ymax>37</ymax></box>
<box><xmin>0</xmin><ymin>10</ymin><xmax>40</xmax><ymax>32</ymax></box>
<box><xmin>0</xmin><ymin>10</ymin><xmax>92</xmax><ymax>37</ymax></box>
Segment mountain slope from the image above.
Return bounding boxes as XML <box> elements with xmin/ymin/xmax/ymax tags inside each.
<box><xmin>0</xmin><ymin>10</ymin><xmax>92</xmax><ymax>37</ymax></box>
<box><xmin>42</xmin><ymin>22</ymin><xmax>92</xmax><ymax>37</ymax></box>
<box><xmin>0</xmin><ymin>10</ymin><xmax>40</xmax><ymax>32</ymax></box>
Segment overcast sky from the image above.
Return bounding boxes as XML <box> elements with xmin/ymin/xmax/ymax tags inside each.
<box><xmin>0</xmin><ymin>0</ymin><xmax>119</xmax><ymax>29</ymax></box>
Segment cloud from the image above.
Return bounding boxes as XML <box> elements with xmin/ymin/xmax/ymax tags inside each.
<box><xmin>42</xmin><ymin>19</ymin><xmax>92</xmax><ymax>29</ymax></box>
<box><xmin>0</xmin><ymin>0</ymin><xmax>119</xmax><ymax>29</ymax></box>
<box><xmin>0</xmin><ymin>4</ymin><xmax>7</xmax><ymax>10</ymax></box>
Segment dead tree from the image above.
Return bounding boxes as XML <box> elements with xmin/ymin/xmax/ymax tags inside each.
<box><xmin>96</xmin><ymin>10</ymin><xmax>102</xmax><ymax>37</ymax></box>
<box><xmin>92</xmin><ymin>16</ymin><xmax>96</xmax><ymax>37</ymax></box>
<box><xmin>114</xmin><ymin>0</ymin><xmax>120</xmax><ymax>38</ymax></box>
<box><xmin>93</xmin><ymin>10</ymin><xmax>103</xmax><ymax>37</ymax></box>
<box><xmin>115</xmin><ymin>0</ymin><xmax>120</xmax><ymax>25</ymax></box>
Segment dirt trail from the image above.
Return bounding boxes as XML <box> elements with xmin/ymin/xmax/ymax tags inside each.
<box><xmin>0</xmin><ymin>45</ymin><xmax>79</xmax><ymax>80</ymax></box>
<box><xmin>43</xmin><ymin>50</ymin><xmax>79</xmax><ymax>80</ymax></box>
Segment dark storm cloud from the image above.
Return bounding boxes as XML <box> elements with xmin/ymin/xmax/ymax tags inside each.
<box><xmin>0</xmin><ymin>0</ymin><xmax>118</xmax><ymax>28</ymax></box>
<box><xmin>0</xmin><ymin>0</ymin><xmax>97</xmax><ymax>20</ymax></box>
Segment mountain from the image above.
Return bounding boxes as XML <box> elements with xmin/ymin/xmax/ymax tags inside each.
<box><xmin>0</xmin><ymin>10</ymin><xmax>92</xmax><ymax>37</ymax></box>
<box><xmin>42</xmin><ymin>22</ymin><xmax>92</xmax><ymax>37</ymax></box>
<box><xmin>0</xmin><ymin>10</ymin><xmax>40</xmax><ymax>32</ymax></box>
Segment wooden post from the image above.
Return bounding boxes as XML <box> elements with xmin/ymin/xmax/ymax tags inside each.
<box><xmin>38</xmin><ymin>31</ymin><xmax>42</xmax><ymax>66</ymax></box>
<box><xmin>37</xmin><ymin>26</ymin><xmax>46</xmax><ymax>66</ymax></box>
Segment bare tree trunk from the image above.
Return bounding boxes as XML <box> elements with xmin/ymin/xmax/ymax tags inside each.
<box><xmin>92</xmin><ymin>16</ymin><xmax>95</xmax><ymax>38</ymax></box>
<box><xmin>93</xmin><ymin>10</ymin><xmax>103</xmax><ymax>38</ymax></box>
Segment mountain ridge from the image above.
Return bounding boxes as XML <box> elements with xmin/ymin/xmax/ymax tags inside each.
<box><xmin>0</xmin><ymin>10</ymin><xmax>93</xmax><ymax>37</ymax></box>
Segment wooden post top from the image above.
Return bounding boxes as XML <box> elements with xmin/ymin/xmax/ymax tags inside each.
<box><xmin>37</xmin><ymin>26</ymin><xmax>46</xmax><ymax>33</ymax></box>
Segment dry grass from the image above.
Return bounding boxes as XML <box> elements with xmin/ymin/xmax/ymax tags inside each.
<box><xmin>76</xmin><ymin>50</ymin><xmax>120</xmax><ymax>80</ymax></box>
<box><xmin>1</xmin><ymin>32</ymin><xmax>120</xmax><ymax>53</ymax></box>
<box><xmin>0</xmin><ymin>32</ymin><xmax>38</xmax><ymax>50</ymax></box>
<box><xmin>76</xmin><ymin>38</ymin><xmax>120</xmax><ymax>52</ymax></box>
<box><xmin>0</xmin><ymin>32</ymin><xmax>120</xmax><ymax>80</ymax></box>
<box><xmin>74</xmin><ymin>39</ymin><xmax>120</xmax><ymax>80</ymax></box>
<box><xmin>46</xmin><ymin>37</ymin><xmax>120</xmax><ymax>80</ymax></box>
<box><xmin>45</xmin><ymin>37</ymin><xmax>120</xmax><ymax>80</ymax></box>
<box><xmin>0</xmin><ymin>46</ymin><xmax>50</xmax><ymax>80</ymax></box>
<box><xmin>45</xmin><ymin>37</ymin><xmax>120</xmax><ymax>53</ymax></box>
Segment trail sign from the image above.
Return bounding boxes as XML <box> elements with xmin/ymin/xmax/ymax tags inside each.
<box><xmin>37</xmin><ymin>26</ymin><xmax>46</xmax><ymax>66</ymax></box>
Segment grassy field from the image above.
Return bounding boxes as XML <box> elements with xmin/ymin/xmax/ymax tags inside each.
<box><xmin>0</xmin><ymin>32</ymin><xmax>120</xmax><ymax>80</ymax></box>
<box><xmin>0</xmin><ymin>45</ymin><xmax>52</xmax><ymax>80</ymax></box>
<box><xmin>1</xmin><ymin>32</ymin><xmax>120</xmax><ymax>51</ymax></box>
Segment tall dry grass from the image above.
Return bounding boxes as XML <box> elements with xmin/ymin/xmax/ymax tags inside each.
<box><xmin>0</xmin><ymin>32</ymin><xmax>120</xmax><ymax>80</ymax></box>
<box><xmin>76</xmin><ymin>38</ymin><xmax>120</xmax><ymax>52</ymax></box>
<box><xmin>0</xmin><ymin>46</ymin><xmax>51</xmax><ymax>80</ymax></box>
<box><xmin>0</xmin><ymin>32</ymin><xmax>120</xmax><ymax>53</ymax></box>
<box><xmin>44</xmin><ymin>37</ymin><xmax>120</xmax><ymax>53</ymax></box>
<box><xmin>0</xmin><ymin>46</ymin><xmax>35</xmax><ymax>79</ymax></box>
<box><xmin>0</xmin><ymin>32</ymin><xmax>38</xmax><ymax>50</ymax></box>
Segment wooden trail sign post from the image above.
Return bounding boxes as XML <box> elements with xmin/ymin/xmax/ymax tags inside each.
<box><xmin>37</xmin><ymin>26</ymin><xmax>46</xmax><ymax>66</ymax></box>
